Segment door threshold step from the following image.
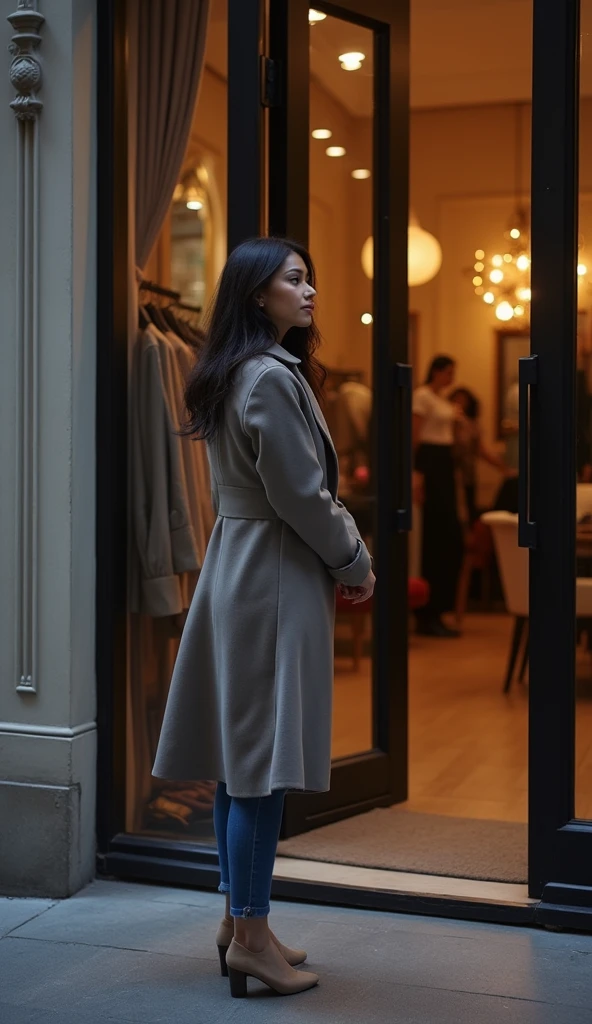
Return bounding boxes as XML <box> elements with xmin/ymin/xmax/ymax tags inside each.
<box><xmin>273</xmin><ymin>856</ymin><xmax>536</xmax><ymax>909</ymax></box>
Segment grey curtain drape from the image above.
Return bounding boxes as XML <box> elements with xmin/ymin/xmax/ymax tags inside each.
<box><xmin>130</xmin><ymin>0</ymin><xmax>210</xmax><ymax>270</ymax></box>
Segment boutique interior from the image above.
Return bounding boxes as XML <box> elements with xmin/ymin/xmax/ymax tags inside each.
<box><xmin>126</xmin><ymin>0</ymin><xmax>592</xmax><ymax>894</ymax></box>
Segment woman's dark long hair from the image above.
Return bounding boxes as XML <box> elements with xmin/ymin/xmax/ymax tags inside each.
<box><xmin>424</xmin><ymin>354</ymin><xmax>455</xmax><ymax>385</ymax></box>
<box><xmin>183</xmin><ymin>237</ymin><xmax>325</xmax><ymax>441</ymax></box>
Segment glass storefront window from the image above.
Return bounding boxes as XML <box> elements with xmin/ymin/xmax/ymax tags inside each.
<box><xmin>309</xmin><ymin>12</ymin><xmax>375</xmax><ymax>759</ymax></box>
<box><xmin>126</xmin><ymin>0</ymin><xmax>228</xmax><ymax>843</ymax></box>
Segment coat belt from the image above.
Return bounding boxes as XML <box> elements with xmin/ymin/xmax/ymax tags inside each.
<box><xmin>217</xmin><ymin>485</ymin><xmax>278</xmax><ymax>520</ymax></box>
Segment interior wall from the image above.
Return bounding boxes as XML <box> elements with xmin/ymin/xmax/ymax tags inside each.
<box><xmin>411</xmin><ymin>99</ymin><xmax>592</xmax><ymax>502</ymax></box>
<box><xmin>151</xmin><ymin>68</ymin><xmax>592</xmax><ymax>507</ymax></box>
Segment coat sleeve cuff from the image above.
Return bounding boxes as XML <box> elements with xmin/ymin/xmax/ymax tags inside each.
<box><xmin>327</xmin><ymin>539</ymin><xmax>372</xmax><ymax>586</ymax></box>
<box><xmin>142</xmin><ymin>575</ymin><xmax>183</xmax><ymax>617</ymax></box>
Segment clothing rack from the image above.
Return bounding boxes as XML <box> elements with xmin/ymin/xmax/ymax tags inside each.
<box><xmin>139</xmin><ymin>279</ymin><xmax>180</xmax><ymax>300</ymax></box>
<box><xmin>139</xmin><ymin>278</ymin><xmax>202</xmax><ymax>314</ymax></box>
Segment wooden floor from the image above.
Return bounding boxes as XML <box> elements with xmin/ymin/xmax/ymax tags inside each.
<box><xmin>332</xmin><ymin>613</ymin><xmax>592</xmax><ymax>822</ymax></box>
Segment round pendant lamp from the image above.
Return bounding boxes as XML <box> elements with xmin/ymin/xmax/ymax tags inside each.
<box><xmin>361</xmin><ymin>213</ymin><xmax>442</xmax><ymax>287</ymax></box>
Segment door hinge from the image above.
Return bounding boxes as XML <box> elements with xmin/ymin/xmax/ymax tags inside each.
<box><xmin>260</xmin><ymin>56</ymin><xmax>282</xmax><ymax>107</ymax></box>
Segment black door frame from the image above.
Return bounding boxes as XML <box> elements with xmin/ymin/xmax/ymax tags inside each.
<box><xmin>95</xmin><ymin>0</ymin><xmax>592</xmax><ymax>931</ymax></box>
<box><xmin>260</xmin><ymin>0</ymin><xmax>411</xmax><ymax>837</ymax></box>
<box><xmin>529</xmin><ymin>0</ymin><xmax>592</xmax><ymax>924</ymax></box>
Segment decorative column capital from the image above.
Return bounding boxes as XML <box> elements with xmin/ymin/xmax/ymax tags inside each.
<box><xmin>7</xmin><ymin>1</ymin><xmax>44</xmax><ymax>122</ymax></box>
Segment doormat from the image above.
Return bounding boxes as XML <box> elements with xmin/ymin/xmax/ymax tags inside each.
<box><xmin>278</xmin><ymin>808</ymin><xmax>528</xmax><ymax>884</ymax></box>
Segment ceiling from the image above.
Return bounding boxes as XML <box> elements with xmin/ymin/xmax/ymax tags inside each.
<box><xmin>206</xmin><ymin>0</ymin><xmax>592</xmax><ymax>117</ymax></box>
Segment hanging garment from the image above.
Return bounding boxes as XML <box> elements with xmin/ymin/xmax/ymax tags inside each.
<box><xmin>152</xmin><ymin>343</ymin><xmax>371</xmax><ymax>798</ymax></box>
<box><xmin>166</xmin><ymin>330</ymin><xmax>216</xmax><ymax>558</ymax></box>
<box><xmin>130</xmin><ymin>326</ymin><xmax>199</xmax><ymax>617</ymax></box>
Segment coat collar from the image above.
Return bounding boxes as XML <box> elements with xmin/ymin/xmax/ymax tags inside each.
<box><xmin>265</xmin><ymin>341</ymin><xmax>301</xmax><ymax>365</ymax></box>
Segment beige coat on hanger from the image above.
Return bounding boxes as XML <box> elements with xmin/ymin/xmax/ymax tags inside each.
<box><xmin>152</xmin><ymin>343</ymin><xmax>371</xmax><ymax>797</ymax></box>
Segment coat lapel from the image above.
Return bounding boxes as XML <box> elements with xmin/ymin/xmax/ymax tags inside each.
<box><xmin>264</xmin><ymin>343</ymin><xmax>339</xmax><ymax>498</ymax></box>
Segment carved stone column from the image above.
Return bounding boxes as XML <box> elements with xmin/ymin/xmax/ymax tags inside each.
<box><xmin>7</xmin><ymin>0</ymin><xmax>44</xmax><ymax>693</ymax></box>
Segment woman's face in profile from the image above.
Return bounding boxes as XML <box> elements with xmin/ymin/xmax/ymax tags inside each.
<box><xmin>258</xmin><ymin>253</ymin><xmax>317</xmax><ymax>337</ymax></box>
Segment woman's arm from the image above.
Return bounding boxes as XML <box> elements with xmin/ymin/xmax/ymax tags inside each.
<box><xmin>244</xmin><ymin>366</ymin><xmax>372</xmax><ymax>586</ymax></box>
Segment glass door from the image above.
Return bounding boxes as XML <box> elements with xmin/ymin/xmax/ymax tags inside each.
<box><xmin>529</xmin><ymin>0</ymin><xmax>592</xmax><ymax>918</ymax></box>
<box><xmin>265</xmin><ymin>0</ymin><xmax>411</xmax><ymax>837</ymax></box>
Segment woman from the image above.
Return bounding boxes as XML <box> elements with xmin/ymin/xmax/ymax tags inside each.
<box><xmin>152</xmin><ymin>237</ymin><xmax>375</xmax><ymax>998</ymax></box>
<box><xmin>449</xmin><ymin>387</ymin><xmax>509</xmax><ymax>524</ymax></box>
<box><xmin>412</xmin><ymin>356</ymin><xmax>463</xmax><ymax>638</ymax></box>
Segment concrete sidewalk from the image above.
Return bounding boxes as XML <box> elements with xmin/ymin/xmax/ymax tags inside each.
<box><xmin>1</xmin><ymin>879</ymin><xmax>592</xmax><ymax>1023</ymax></box>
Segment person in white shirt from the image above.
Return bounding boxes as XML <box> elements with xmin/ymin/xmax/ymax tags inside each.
<box><xmin>412</xmin><ymin>355</ymin><xmax>463</xmax><ymax>638</ymax></box>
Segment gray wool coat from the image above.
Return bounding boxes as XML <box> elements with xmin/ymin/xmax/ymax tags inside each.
<box><xmin>152</xmin><ymin>342</ymin><xmax>372</xmax><ymax>798</ymax></box>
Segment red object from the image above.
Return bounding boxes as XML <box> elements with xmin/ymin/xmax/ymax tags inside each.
<box><xmin>335</xmin><ymin>577</ymin><xmax>429</xmax><ymax>614</ymax></box>
<box><xmin>408</xmin><ymin>577</ymin><xmax>430</xmax><ymax>610</ymax></box>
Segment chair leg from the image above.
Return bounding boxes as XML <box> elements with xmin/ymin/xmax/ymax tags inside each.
<box><xmin>518</xmin><ymin>622</ymin><xmax>529</xmax><ymax>683</ymax></box>
<box><xmin>455</xmin><ymin>554</ymin><xmax>473</xmax><ymax>630</ymax></box>
<box><xmin>504</xmin><ymin>616</ymin><xmax>526</xmax><ymax>694</ymax></box>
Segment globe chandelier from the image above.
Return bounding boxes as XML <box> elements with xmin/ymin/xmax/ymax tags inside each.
<box><xmin>469</xmin><ymin>104</ymin><xmax>590</xmax><ymax>323</ymax></box>
<box><xmin>468</xmin><ymin>105</ymin><xmax>532</xmax><ymax>324</ymax></box>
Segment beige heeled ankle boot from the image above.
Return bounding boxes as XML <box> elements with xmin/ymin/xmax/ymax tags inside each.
<box><xmin>215</xmin><ymin>917</ymin><xmax>306</xmax><ymax>975</ymax></box>
<box><xmin>225</xmin><ymin>937</ymin><xmax>319</xmax><ymax>997</ymax></box>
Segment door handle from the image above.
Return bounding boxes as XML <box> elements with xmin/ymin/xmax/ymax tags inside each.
<box><xmin>395</xmin><ymin>363</ymin><xmax>413</xmax><ymax>532</ymax></box>
<box><xmin>518</xmin><ymin>354</ymin><xmax>538</xmax><ymax>549</ymax></box>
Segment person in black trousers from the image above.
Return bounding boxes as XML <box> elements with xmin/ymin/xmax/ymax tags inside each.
<box><xmin>413</xmin><ymin>356</ymin><xmax>463</xmax><ymax>638</ymax></box>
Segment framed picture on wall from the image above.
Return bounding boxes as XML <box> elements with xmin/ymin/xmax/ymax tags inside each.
<box><xmin>495</xmin><ymin>329</ymin><xmax>530</xmax><ymax>439</ymax></box>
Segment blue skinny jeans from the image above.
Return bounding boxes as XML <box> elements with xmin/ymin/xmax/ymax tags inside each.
<box><xmin>213</xmin><ymin>782</ymin><xmax>286</xmax><ymax>919</ymax></box>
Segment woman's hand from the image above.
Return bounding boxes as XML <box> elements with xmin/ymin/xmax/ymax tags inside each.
<box><xmin>338</xmin><ymin>569</ymin><xmax>376</xmax><ymax>605</ymax></box>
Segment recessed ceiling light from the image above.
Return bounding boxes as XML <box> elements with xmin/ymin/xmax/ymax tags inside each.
<box><xmin>339</xmin><ymin>51</ymin><xmax>365</xmax><ymax>71</ymax></box>
<box><xmin>312</xmin><ymin>128</ymin><xmax>332</xmax><ymax>140</ymax></box>
<box><xmin>352</xmin><ymin>168</ymin><xmax>371</xmax><ymax>180</ymax></box>
<box><xmin>361</xmin><ymin>313</ymin><xmax>373</xmax><ymax>325</ymax></box>
<box><xmin>309</xmin><ymin>8</ymin><xmax>327</xmax><ymax>24</ymax></box>
<box><xmin>326</xmin><ymin>146</ymin><xmax>346</xmax><ymax>158</ymax></box>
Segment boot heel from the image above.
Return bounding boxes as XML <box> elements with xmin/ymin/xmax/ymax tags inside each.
<box><xmin>228</xmin><ymin>966</ymin><xmax>248</xmax><ymax>998</ymax></box>
<box><xmin>217</xmin><ymin>944</ymin><xmax>229</xmax><ymax>978</ymax></box>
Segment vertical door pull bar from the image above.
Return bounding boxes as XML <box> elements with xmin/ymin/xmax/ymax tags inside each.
<box><xmin>518</xmin><ymin>354</ymin><xmax>538</xmax><ymax>549</ymax></box>
<box><xmin>395</xmin><ymin>363</ymin><xmax>413</xmax><ymax>532</ymax></box>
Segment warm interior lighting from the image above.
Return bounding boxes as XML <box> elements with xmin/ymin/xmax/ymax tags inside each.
<box><xmin>361</xmin><ymin>313</ymin><xmax>373</xmax><ymax>325</ymax></box>
<box><xmin>474</xmin><ymin>261</ymin><xmax>484</xmax><ymax>272</ymax></box>
<box><xmin>326</xmin><ymin>146</ymin><xmax>346</xmax><ymax>157</ymax></box>
<box><xmin>185</xmin><ymin>185</ymin><xmax>204</xmax><ymax>211</ymax></box>
<box><xmin>503</xmin><ymin>253</ymin><xmax>513</xmax><ymax>263</ymax></box>
<box><xmin>483</xmin><ymin>292</ymin><xmax>495</xmax><ymax>304</ymax></box>
<box><xmin>514</xmin><ymin>305</ymin><xmax>525</xmax><ymax>317</ymax></box>
<box><xmin>490</xmin><ymin>269</ymin><xmax>504</xmax><ymax>284</ymax></box>
<box><xmin>496</xmin><ymin>301</ymin><xmax>514</xmax><ymax>322</ymax></box>
<box><xmin>510</xmin><ymin>228</ymin><xmax>521</xmax><ymax>239</ymax></box>
<box><xmin>578</xmin><ymin>263</ymin><xmax>588</xmax><ymax>276</ymax></box>
<box><xmin>339</xmin><ymin>51</ymin><xmax>365</xmax><ymax>70</ymax></box>
<box><xmin>475</xmin><ymin>286</ymin><xmax>484</xmax><ymax>296</ymax></box>
<box><xmin>352</xmin><ymin>168</ymin><xmax>371</xmax><ymax>180</ymax></box>
<box><xmin>312</xmin><ymin>128</ymin><xmax>332</xmax><ymax>139</ymax></box>
<box><xmin>362</xmin><ymin>219</ymin><xmax>443</xmax><ymax>287</ymax></box>
<box><xmin>516</xmin><ymin>255</ymin><xmax>530</xmax><ymax>271</ymax></box>
<box><xmin>516</xmin><ymin>286</ymin><xmax>531</xmax><ymax>302</ymax></box>
<box><xmin>309</xmin><ymin>8</ymin><xmax>327</xmax><ymax>24</ymax></box>
<box><xmin>472</xmin><ymin>276</ymin><xmax>482</xmax><ymax>286</ymax></box>
<box><xmin>492</xmin><ymin>255</ymin><xmax>503</xmax><ymax>267</ymax></box>
<box><xmin>475</xmin><ymin>249</ymin><xmax>485</xmax><ymax>260</ymax></box>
